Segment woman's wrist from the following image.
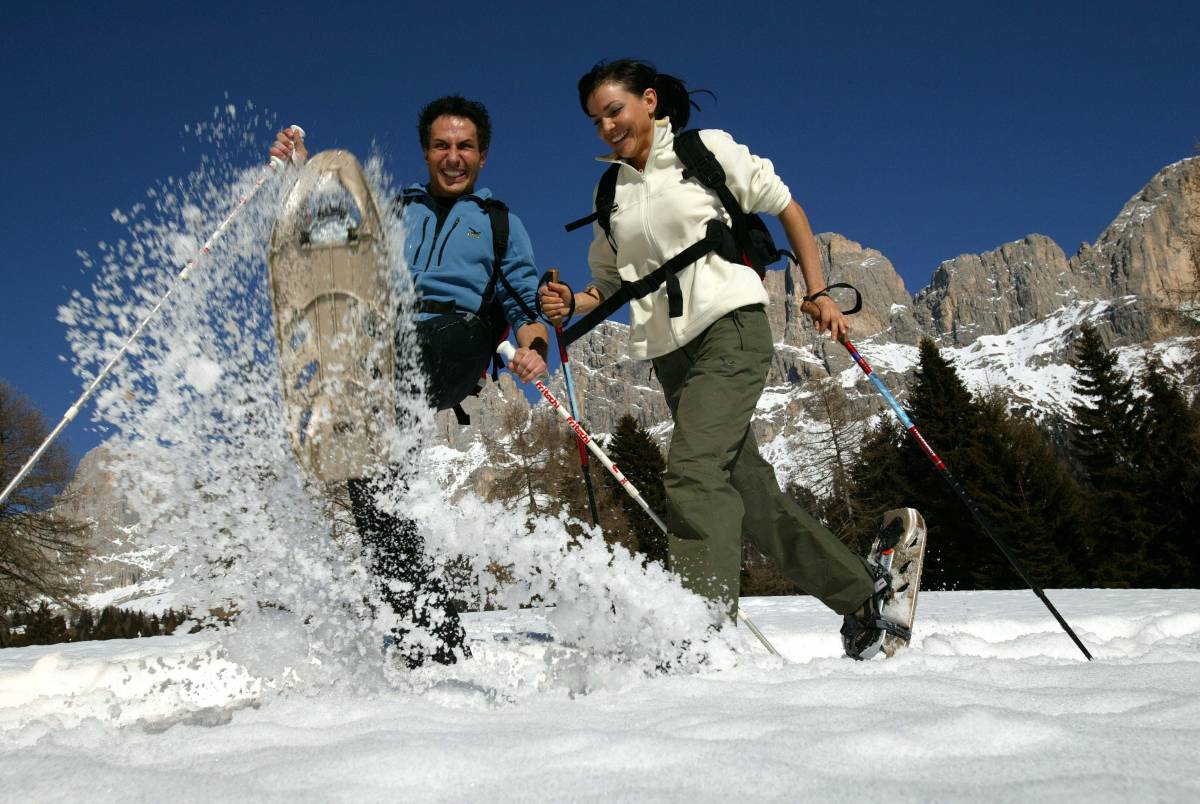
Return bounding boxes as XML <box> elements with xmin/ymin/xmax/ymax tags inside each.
<box><xmin>803</xmin><ymin>286</ymin><xmax>832</xmax><ymax>304</ymax></box>
<box><xmin>577</xmin><ymin>286</ymin><xmax>602</xmax><ymax>313</ymax></box>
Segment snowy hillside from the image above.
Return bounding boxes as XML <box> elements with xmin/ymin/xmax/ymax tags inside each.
<box><xmin>752</xmin><ymin>298</ymin><xmax>1199</xmax><ymax>494</ymax></box>
<box><xmin>852</xmin><ymin>298</ymin><xmax>1199</xmax><ymax>419</ymax></box>
<box><xmin>3</xmin><ymin>589</ymin><xmax>1198</xmax><ymax>802</ymax></box>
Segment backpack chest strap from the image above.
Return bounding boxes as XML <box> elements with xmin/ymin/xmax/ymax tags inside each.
<box><xmin>561</xmin><ymin>220</ymin><xmax>737</xmax><ymax>347</ymax></box>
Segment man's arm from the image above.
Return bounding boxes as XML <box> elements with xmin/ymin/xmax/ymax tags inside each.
<box><xmin>510</xmin><ymin>322</ymin><xmax>549</xmax><ymax>382</ymax></box>
<box><xmin>493</xmin><ymin>212</ymin><xmax>550</xmax><ymax>381</ymax></box>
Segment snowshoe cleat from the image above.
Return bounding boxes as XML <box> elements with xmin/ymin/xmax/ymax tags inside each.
<box><xmin>841</xmin><ymin>508</ymin><xmax>927</xmax><ymax>660</ymax></box>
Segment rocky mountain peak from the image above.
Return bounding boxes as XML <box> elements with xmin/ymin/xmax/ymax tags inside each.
<box><xmin>915</xmin><ymin>157</ymin><xmax>1200</xmax><ymax>347</ymax></box>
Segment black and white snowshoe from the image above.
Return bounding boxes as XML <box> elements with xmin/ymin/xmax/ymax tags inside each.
<box><xmin>841</xmin><ymin>508</ymin><xmax>927</xmax><ymax>660</ymax></box>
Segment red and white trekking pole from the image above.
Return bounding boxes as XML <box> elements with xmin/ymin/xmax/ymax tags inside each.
<box><xmin>0</xmin><ymin>126</ymin><xmax>305</xmax><ymax>510</ymax></box>
<box><xmin>496</xmin><ymin>341</ymin><xmax>782</xmax><ymax>658</ymax></box>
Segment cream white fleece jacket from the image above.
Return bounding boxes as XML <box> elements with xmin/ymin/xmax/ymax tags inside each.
<box><xmin>586</xmin><ymin>119</ymin><xmax>791</xmax><ymax>360</ymax></box>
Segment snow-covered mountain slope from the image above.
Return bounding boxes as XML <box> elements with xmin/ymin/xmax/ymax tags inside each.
<box><xmin>855</xmin><ymin>297</ymin><xmax>1199</xmax><ymax>419</ymax></box>
<box><xmin>3</xmin><ymin>589</ymin><xmax>1198</xmax><ymax>802</ymax></box>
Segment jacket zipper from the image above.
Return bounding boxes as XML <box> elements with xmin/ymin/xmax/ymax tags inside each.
<box><xmin>435</xmin><ymin>218</ymin><xmax>460</xmax><ymax>266</ymax></box>
<box><xmin>623</xmin><ymin>145</ymin><xmax>685</xmax><ymax>352</ymax></box>
<box><xmin>627</xmin><ymin>162</ymin><xmax>682</xmax><ymax>350</ymax></box>
<box><xmin>422</xmin><ymin>202</ymin><xmax>453</xmax><ymax>271</ymax></box>
<box><xmin>412</xmin><ymin>217</ymin><xmax>430</xmax><ymax>267</ymax></box>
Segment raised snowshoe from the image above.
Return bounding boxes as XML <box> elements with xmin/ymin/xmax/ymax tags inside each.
<box><xmin>841</xmin><ymin>508</ymin><xmax>927</xmax><ymax>660</ymax></box>
<box><xmin>267</xmin><ymin>150</ymin><xmax>395</xmax><ymax>483</ymax></box>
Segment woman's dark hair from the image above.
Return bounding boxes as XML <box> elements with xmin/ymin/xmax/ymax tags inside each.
<box><xmin>417</xmin><ymin>95</ymin><xmax>492</xmax><ymax>152</ymax></box>
<box><xmin>576</xmin><ymin>59</ymin><xmax>712</xmax><ymax>132</ymax></box>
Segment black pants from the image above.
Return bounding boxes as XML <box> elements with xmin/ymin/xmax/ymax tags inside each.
<box><xmin>349</xmin><ymin>313</ymin><xmax>500</xmax><ymax>668</ymax></box>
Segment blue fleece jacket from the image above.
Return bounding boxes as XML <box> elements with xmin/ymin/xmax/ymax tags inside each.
<box><xmin>398</xmin><ymin>184</ymin><xmax>539</xmax><ymax>330</ymax></box>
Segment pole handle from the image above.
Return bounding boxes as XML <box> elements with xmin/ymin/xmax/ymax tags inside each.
<box><xmin>269</xmin><ymin>124</ymin><xmax>307</xmax><ymax>169</ymax></box>
<box><xmin>497</xmin><ymin>340</ymin><xmax>517</xmax><ymax>364</ymax></box>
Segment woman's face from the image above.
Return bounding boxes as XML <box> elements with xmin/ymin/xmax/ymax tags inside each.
<box><xmin>586</xmin><ymin>82</ymin><xmax>657</xmax><ymax>169</ymax></box>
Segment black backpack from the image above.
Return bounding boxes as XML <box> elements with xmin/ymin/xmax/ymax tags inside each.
<box><xmin>560</xmin><ymin>129</ymin><xmax>794</xmax><ymax>346</ymax></box>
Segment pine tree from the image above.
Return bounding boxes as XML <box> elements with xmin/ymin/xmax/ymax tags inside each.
<box><xmin>25</xmin><ymin>602</ymin><xmax>68</xmax><ymax>645</ymax></box>
<box><xmin>1135</xmin><ymin>362</ymin><xmax>1200</xmax><ymax>586</ymax></box>
<box><xmin>1070</xmin><ymin>324</ymin><xmax>1145</xmax><ymax>478</ymax></box>
<box><xmin>162</xmin><ymin>608</ymin><xmax>183</xmax><ymax>636</ymax></box>
<box><xmin>898</xmin><ymin>338</ymin><xmax>988</xmax><ymax>590</ymax></box>
<box><xmin>1069</xmin><ymin>324</ymin><xmax>1153</xmax><ymax>586</ymax></box>
<box><xmin>96</xmin><ymin>605</ymin><xmax>120</xmax><ymax>639</ymax></box>
<box><xmin>74</xmin><ymin>608</ymin><xmax>95</xmax><ymax>641</ymax></box>
<box><xmin>963</xmin><ymin>394</ymin><xmax>1085</xmax><ymax>589</ymax></box>
<box><xmin>605</xmin><ymin>415</ymin><xmax>668</xmax><ymax>565</ymax></box>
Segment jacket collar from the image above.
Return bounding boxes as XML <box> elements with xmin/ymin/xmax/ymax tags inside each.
<box><xmin>595</xmin><ymin>118</ymin><xmax>675</xmax><ymax>172</ymax></box>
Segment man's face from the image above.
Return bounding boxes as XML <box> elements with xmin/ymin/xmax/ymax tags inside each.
<box><xmin>424</xmin><ymin>115</ymin><xmax>487</xmax><ymax>198</ymax></box>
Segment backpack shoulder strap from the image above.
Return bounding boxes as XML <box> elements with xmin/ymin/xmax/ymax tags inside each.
<box><xmin>476</xmin><ymin>198</ymin><xmax>539</xmax><ymax>325</ymax></box>
<box><xmin>474</xmin><ymin>198</ymin><xmax>508</xmax><ymax>314</ymax></box>
<box><xmin>674</xmin><ymin>129</ymin><xmax>750</xmax><ymax>228</ymax></box>
<box><xmin>592</xmin><ymin>163</ymin><xmax>619</xmax><ymax>250</ymax></box>
<box><xmin>564</xmin><ymin>164</ymin><xmax>620</xmax><ymax>253</ymax></box>
<box><xmin>481</xmin><ymin>198</ymin><xmax>510</xmax><ymax>267</ymax></box>
<box><xmin>392</xmin><ymin>189</ymin><xmax>421</xmax><ymax>218</ymax></box>
<box><xmin>674</xmin><ymin>129</ymin><xmax>723</xmax><ymax>186</ymax></box>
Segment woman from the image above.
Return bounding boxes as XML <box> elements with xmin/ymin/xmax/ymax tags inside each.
<box><xmin>540</xmin><ymin>59</ymin><xmax>897</xmax><ymax>660</ymax></box>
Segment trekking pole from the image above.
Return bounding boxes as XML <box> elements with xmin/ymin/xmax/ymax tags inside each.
<box><xmin>544</xmin><ymin>270</ymin><xmax>600</xmax><ymax>524</ymax></box>
<box><xmin>497</xmin><ymin>342</ymin><xmax>783</xmax><ymax>659</ymax></box>
<box><xmin>834</xmin><ymin>332</ymin><xmax>1094</xmax><ymax>661</ymax></box>
<box><xmin>0</xmin><ymin>126</ymin><xmax>306</xmax><ymax>510</ymax></box>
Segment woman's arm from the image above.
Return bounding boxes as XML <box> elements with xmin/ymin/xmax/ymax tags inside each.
<box><xmin>778</xmin><ymin>200</ymin><xmax>848</xmax><ymax>342</ymax></box>
<box><xmin>541</xmin><ymin>211</ymin><xmax>617</xmax><ymax>326</ymax></box>
<box><xmin>539</xmin><ymin>281</ymin><xmax>603</xmax><ymax>326</ymax></box>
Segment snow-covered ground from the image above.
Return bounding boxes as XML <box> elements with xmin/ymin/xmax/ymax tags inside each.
<box><xmin>3</xmin><ymin>589</ymin><xmax>1198</xmax><ymax>802</ymax></box>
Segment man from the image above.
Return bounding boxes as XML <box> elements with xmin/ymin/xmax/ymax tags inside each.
<box><xmin>270</xmin><ymin>96</ymin><xmax>548</xmax><ymax>667</ymax></box>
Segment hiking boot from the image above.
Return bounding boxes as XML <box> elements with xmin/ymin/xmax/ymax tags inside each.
<box><xmin>840</xmin><ymin>562</ymin><xmax>891</xmax><ymax>660</ymax></box>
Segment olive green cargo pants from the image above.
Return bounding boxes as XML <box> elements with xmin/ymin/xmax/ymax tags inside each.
<box><xmin>652</xmin><ymin>305</ymin><xmax>875</xmax><ymax>616</ymax></box>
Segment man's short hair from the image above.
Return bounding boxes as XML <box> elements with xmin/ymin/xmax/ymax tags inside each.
<box><xmin>417</xmin><ymin>95</ymin><xmax>492</xmax><ymax>152</ymax></box>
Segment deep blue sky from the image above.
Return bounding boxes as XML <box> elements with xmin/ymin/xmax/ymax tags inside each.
<box><xmin>2</xmin><ymin>0</ymin><xmax>1197</xmax><ymax>461</ymax></box>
